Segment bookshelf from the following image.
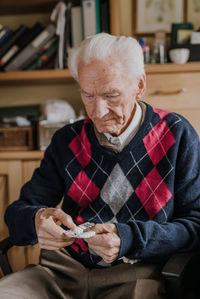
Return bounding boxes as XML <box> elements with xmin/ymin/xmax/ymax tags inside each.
<box><xmin>0</xmin><ymin>0</ymin><xmax>121</xmax><ymax>110</ymax></box>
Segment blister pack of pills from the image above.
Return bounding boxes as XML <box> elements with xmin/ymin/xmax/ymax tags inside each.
<box><xmin>64</xmin><ymin>222</ymin><xmax>96</xmax><ymax>238</ymax></box>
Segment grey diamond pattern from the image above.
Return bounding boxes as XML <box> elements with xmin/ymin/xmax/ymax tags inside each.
<box><xmin>100</xmin><ymin>163</ymin><xmax>134</xmax><ymax>215</ymax></box>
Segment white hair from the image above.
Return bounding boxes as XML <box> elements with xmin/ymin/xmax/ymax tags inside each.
<box><xmin>68</xmin><ymin>33</ymin><xmax>145</xmax><ymax>83</ymax></box>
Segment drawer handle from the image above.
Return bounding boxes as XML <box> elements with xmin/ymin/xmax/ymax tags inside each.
<box><xmin>150</xmin><ymin>88</ymin><xmax>187</xmax><ymax>96</ymax></box>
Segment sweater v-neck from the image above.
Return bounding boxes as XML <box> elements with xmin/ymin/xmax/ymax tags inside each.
<box><xmin>87</xmin><ymin>102</ymin><xmax>153</xmax><ymax>162</ymax></box>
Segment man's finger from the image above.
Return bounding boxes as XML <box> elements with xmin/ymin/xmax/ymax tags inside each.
<box><xmin>91</xmin><ymin>223</ymin><xmax>118</xmax><ymax>234</ymax></box>
<box><xmin>40</xmin><ymin>208</ymin><xmax>76</xmax><ymax>230</ymax></box>
<box><xmin>51</xmin><ymin>209</ymin><xmax>77</xmax><ymax>230</ymax></box>
<box><xmin>87</xmin><ymin>232</ymin><xmax>120</xmax><ymax>247</ymax></box>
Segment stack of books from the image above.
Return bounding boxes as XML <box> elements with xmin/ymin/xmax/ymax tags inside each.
<box><xmin>0</xmin><ymin>23</ymin><xmax>58</xmax><ymax>71</ymax></box>
<box><xmin>0</xmin><ymin>0</ymin><xmax>110</xmax><ymax>72</ymax></box>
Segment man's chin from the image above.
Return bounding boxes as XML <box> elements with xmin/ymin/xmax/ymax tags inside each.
<box><xmin>96</xmin><ymin>125</ymin><xmax>119</xmax><ymax>135</ymax></box>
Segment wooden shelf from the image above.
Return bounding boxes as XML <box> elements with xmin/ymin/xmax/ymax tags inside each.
<box><xmin>0</xmin><ymin>150</ymin><xmax>44</xmax><ymax>160</ymax></box>
<box><xmin>145</xmin><ymin>62</ymin><xmax>200</xmax><ymax>74</ymax></box>
<box><xmin>0</xmin><ymin>62</ymin><xmax>200</xmax><ymax>85</ymax></box>
<box><xmin>0</xmin><ymin>69</ymin><xmax>74</xmax><ymax>85</ymax></box>
<box><xmin>0</xmin><ymin>0</ymin><xmax>80</xmax><ymax>15</ymax></box>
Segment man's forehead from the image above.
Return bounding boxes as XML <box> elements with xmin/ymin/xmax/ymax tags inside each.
<box><xmin>78</xmin><ymin>56</ymin><xmax>124</xmax><ymax>73</ymax></box>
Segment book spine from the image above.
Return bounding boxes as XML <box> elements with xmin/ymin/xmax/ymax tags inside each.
<box><xmin>81</xmin><ymin>0</ymin><xmax>101</xmax><ymax>39</ymax></box>
<box><xmin>1</xmin><ymin>23</ymin><xmax>44</xmax><ymax>69</ymax></box>
<box><xmin>0</xmin><ymin>45</ymin><xmax>19</xmax><ymax>66</ymax></box>
<box><xmin>0</xmin><ymin>27</ymin><xmax>13</xmax><ymax>46</ymax></box>
<box><xmin>71</xmin><ymin>6</ymin><xmax>83</xmax><ymax>47</ymax></box>
<box><xmin>26</xmin><ymin>39</ymin><xmax>58</xmax><ymax>70</ymax></box>
<box><xmin>100</xmin><ymin>0</ymin><xmax>110</xmax><ymax>33</ymax></box>
<box><xmin>0</xmin><ymin>25</ymin><xmax>28</xmax><ymax>58</ymax></box>
<box><xmin>5</xmin><ymin>24</ymin><xmax>56</xmax><ymax>71</ymax></box>
<box><xmin>95</xmin><ymin>0</ymin><xmax>100</xmax><ymax>33</ymax></box>
<box><xmin>63</xmin><ymin>2</ymin><xmax>72</xmax><ymax>68</ymax></box>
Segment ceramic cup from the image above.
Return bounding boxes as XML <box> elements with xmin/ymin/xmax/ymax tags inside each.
<box><xmin>169</xmin><ymin>48</ymin><xmax>190</xmax><ymax>64</ymax></box>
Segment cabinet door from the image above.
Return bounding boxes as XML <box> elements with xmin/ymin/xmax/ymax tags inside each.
<box><xmin>0</xmin><ymin>159</ymin><xmax>42</xmax><ymax>275</ymax></box>
<box><xmin>0</xmin><ymin>160</ymin><xmax>27</xmax><ymax>273</ymax></box>
<box><xmin>22</xmin><ymin>160</ymin><xmax>41</xmax><ymax>266</ymax></box>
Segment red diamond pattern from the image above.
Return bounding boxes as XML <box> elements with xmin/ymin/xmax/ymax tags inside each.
<box><xmin>67</xmin><ymin>170</ymin><xmax>100</xmax><ymax>208</ymax></box>
<box><xmin>153</xmin><ymin>108</ymin><xmax>170</xmax><ymax>119</ymax></box>
<box><xmin>143</xmin><ymin>120</ymin><xmax>175</xmax><ymax>165</ymax></box>
<box><xmin>135</xmin><ymin>167</ymin><xmax>172</xmax><ymax>219</ymax></box>
<box><xmin>69</xmin><ymin>119</ymin><xmax>91</xmax><ymax>168</ymax></box>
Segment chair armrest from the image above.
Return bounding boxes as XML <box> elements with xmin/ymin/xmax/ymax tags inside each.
<box><xmin>162</xmin><ymin>252</ymin><xmax>199</xmax><ymax>278</ymax></box>
<box><xmin>161</xmin><ymin>252</ymin><xmax>200</xmax><ymax>299</ymax></box>
<box><xmin>0</xmin><ymin>237</ymin><xmax>13</xmax><ymax>276</ymax></box>
<box><xmin>0</xmin><ymin>237</ymin><xmax>13</xmax><ymax>255</ymax></box>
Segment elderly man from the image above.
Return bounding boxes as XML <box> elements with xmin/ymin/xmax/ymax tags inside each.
<box><xmin>0</xmin><ymin>33</ymin><xmax>200</xmax><ymax>299</ymax></box>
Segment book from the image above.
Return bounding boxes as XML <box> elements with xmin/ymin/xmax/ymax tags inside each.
<box><xmin>51</xmin><ymin>1</ymin><xmax>67</xmax><ymax>69</ymax></box>
<box><xmin>26</xmin><ymin>38</ymin><xmax>58</xmax><ymax>70</ymax></box>
<box><xmin>81</xmin><ymin>0</ymin><xmax>101</xmax><ymax>39</ymax></box>
<box><xmin>0</xmin><ymin>23</ymin><xmax>44</xmax><ymax>69</ymax></box>
<box><xmin>0</xmin><ymin>27</ymin><xmax>13</xmax><ymax>46</ymax></box>
<box><xmin>100</xmin><ymin>0</ymin><xmax>110</xmax><ymax>33</ymax></box>
<box><xmin>51</xmin><ymin>1</ymin><xmax>71</xmax><ymax>69</ymax></box>
<box><xmin>191</xmin><ymin>32</ymin><xmax>200</xmax><ymax>44</ymax></box>
<box><xmin>71</xmin><ymin>6</ymin><xmax>83</xmax><ymax>47</ymax></box>
<box><xmin>171</xmin><ymin>23</ymin><xmax>194</xmax><ymax>46</ymax></box>
<box><xmin>0</xmin><ymin>25</ymin><xmax>28</xmax><ymax>58</ymax></box>
<box><xmin>5</xmin><ymin>24</ymin><xmax>56</xmax><ymax>71</ymax></box>
<box><xmin>63</xmin><ymin>2</ymin><xmax>72</xmax><ymax>68</ymax></box>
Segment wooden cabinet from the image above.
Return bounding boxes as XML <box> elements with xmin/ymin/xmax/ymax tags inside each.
<box><xmin>0</xmin><ymin>151</ymin><xmax>43</xmax><ymax>274</ymax></box>
<box><xmin>145</xmin><ymin>63</ymin><xmax>200</xmax><ymax>136</ymax></box>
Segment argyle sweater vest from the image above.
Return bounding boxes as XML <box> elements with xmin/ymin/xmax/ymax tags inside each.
<box><xmin>5</xmin><ymin>102</ymin><xmax>200</xmax><ymax>268</ymax></box>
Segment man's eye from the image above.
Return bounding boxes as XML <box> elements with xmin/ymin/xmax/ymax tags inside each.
<box><xmin>105</xmin><ymin>95</ymin><xmax>119</xmax><ymax>101</ymax></box>
<box><xmin>85</xmin><ymin>95</ymin><xmax>94</xmax><ymax>100</ymax></box>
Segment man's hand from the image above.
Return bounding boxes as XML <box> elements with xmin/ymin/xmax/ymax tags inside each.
<box><xmin>85</xmin><ymin>223</ymin><xmax>121</xmax><ymax>264</ymax></box>
<box><xmin>35</xmin><ymin>208</ymin><xmax>77</xmax><ymax>250</ymax></box>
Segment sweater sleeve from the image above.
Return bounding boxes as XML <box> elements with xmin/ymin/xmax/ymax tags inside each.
<box><xmin>116</xmin><ymin>122</ymin><xmax>200</xmax><ymax>263</ymax></box>
<box><xmin>4</xmin><ymin>129</ymin><xmax>66</xmax><ymax>246</ymax></box>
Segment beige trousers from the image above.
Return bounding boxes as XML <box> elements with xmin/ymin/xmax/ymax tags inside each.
<box><xmin>0</xmin><ymin>248</ymin><xmax>166</xmax><ymax>299</ymax></box>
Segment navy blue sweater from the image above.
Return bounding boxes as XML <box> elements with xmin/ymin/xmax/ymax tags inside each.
<box><xmin>5</xmin><ymin>103</ymin><xmax>200</xmax><ymax>267</ymax></box>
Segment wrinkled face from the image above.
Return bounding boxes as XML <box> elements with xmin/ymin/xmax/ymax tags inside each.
<box><xmin>78</xmin><ymin>57</ymin><xmax>145</xmax><ymax>136</ymax></box>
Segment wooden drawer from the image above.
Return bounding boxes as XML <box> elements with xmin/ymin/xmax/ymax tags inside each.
<box><xmin>144</xmin><ymin>72</ymin><xmax>200</xmax><ymax>110</ymax></box>
<box><xmin>143</xmin><ymin>72</ymin><xmax>200</xmax><ymax>135</ymax></box>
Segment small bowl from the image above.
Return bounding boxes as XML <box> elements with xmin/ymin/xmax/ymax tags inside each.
<box><xmin>169</xmin><ymin>48</ymin><xmax>190</xmax><ymax>64</ymax></box>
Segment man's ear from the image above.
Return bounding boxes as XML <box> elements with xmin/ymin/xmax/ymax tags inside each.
<box><xmin>136</xmin><ymin>75</ymin><xmax>146</xmax><ymax>99</ymax></box>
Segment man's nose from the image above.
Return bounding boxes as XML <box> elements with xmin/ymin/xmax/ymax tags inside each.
<box><xmin>94</xmin><ymin>98</ymin><xmax>109</xmax><ymax>119</ymax></box>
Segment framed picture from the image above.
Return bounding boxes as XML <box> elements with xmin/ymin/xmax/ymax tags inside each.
<box><xmin>186</xmin><ymin>0</ymin><xmax>200</xmax><ymax>29</ymax></box>
<box><xmin>135</xmin><ymin>0</ymin><xmax>184</xmax><ymax>34</ymax></box>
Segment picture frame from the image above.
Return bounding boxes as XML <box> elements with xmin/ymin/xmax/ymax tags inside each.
<box><xmin>135</xmin><ymin>0</ymin><xmax>184</xmax><ymax>34</ymax></box>
<box><xmin>186</xmin><ymin>0</ymin><xmax>200</xmax><ymax>30</ymax></box>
